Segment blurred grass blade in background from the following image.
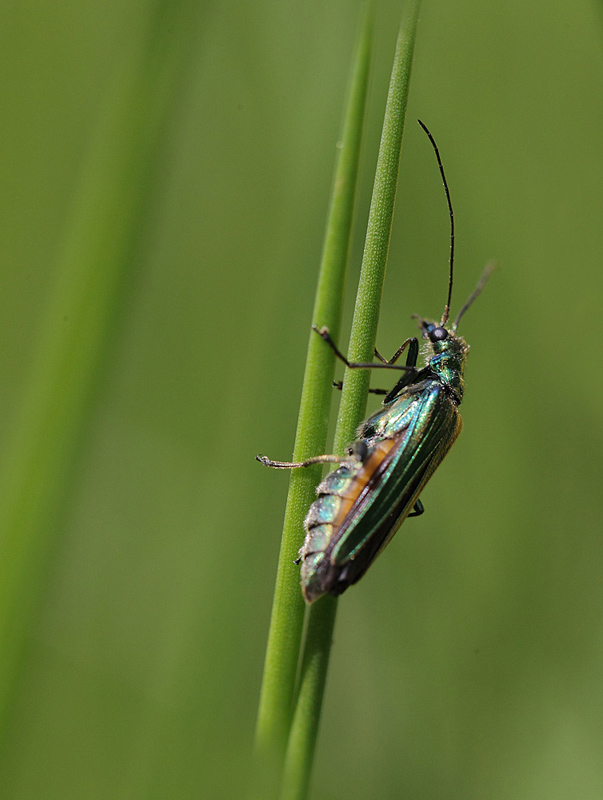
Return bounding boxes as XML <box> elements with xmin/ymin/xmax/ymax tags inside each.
<box><xmin>252</xmin><ymin>8</ymin><xmax>373</xmax><ymax>796</ymax></box>
<box><xmin>280</xmin><ymin>6</ymin><xmax>420</xmax><ymax>798</ymax></box>
<box><xmin>0</xmin><ymin>0</ymin><xmax>201</xmax><ymax>747</ymax></box>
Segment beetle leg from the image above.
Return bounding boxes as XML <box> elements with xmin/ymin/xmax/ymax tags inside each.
<box><xmin>383</xmin><ymin>338</ymin><xmax>421</xmax><ymax>403</ymax></box>
<box><xmin>313</xmin><ymin>325</ymin><xmax>416</xmax><ymax>372</ymax></box>
<box><xmin>408</xmin><ymin>498</ymin><xmax>425</xmax><ymax>517</ymax></box>
<box><xmin>333</xmin><ymin>380</ymin><xmax>388</xmax><ymax>396</ymax></box>
<box><xmin>381</xmin><ymin>337</ymin><xmax>419</xmax><ymax>367</ymax></box>
<box><xmin>256</xmin><ymin>453</ymin><xmax>344</xmax><ymax>469</ymax></box>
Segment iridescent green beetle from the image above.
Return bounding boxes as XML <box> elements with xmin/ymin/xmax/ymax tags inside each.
<box><xmin>258</xmin><ymin>121</ymin><xmax>494</xmax><ymax>603</ymax></box>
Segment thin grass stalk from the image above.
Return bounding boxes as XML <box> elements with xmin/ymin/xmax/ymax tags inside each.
<box><xmin>279</xmin><ymin>7</ymin><xmax>420</xmax><ymax>798</ymax></box>
<box><xmin>252</xmin><ymin>10</ymin><xmax>373</xmax><ymax>797</ymax></box>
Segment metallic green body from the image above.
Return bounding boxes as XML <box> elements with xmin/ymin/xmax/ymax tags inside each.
<box><xmin>300</xmin><ymin>321</ymin><xmax>468</xmax><ymax>604</ymax></box>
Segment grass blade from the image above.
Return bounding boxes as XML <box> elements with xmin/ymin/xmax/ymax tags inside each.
<box><xmin>0</xmin><ymin>0</ymin><xmax>201</xmax><ymax>744</ymax></box>
<box><xmin>280</xmin><ymin>6</ymin><xmax>421</xmax><ymax>798</ymax></box>
<box><xmin>252</xmin><ymin>10</ymin><xmax>373</xmax><ymax>797</ymax></box>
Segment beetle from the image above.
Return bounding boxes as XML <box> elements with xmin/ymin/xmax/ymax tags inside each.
<box><xmin>257</xmin><ymin>121</ymin><xmax>494</xmax><ymax>603</ymax></box>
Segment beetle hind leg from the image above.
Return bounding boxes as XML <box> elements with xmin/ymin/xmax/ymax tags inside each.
<box><xmin>408</xmin><ymin>498</ymin><xmax>425</xmax><ymax>517</ymax></box>
<box><xmin>256</xmin><ymin>453</ymin><xmax>344</xmax><ymax>469</ymax></box>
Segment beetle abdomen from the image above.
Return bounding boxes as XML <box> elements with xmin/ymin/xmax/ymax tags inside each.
<box><xmin>299</xmin><ymin>381</ymin><xmax>462</xmax><ymax>603</ymax></box>
<box><xmin>300</xmin><ymin>439</ymin><xmax>398</xmax><ymax>603</ymax></box>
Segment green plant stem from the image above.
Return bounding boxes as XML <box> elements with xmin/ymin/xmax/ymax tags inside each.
<box><xmin>252</xmin><ymin>11</ymin><xmax>373</xmax><ymax>798</ymax></box>
<box><xmin>280</xmin><ymin>7</ymin><xmax>420</xmax><ymax>799</ymax></box>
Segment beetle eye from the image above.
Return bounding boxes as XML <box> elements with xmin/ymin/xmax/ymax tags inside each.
<box><xmin>429</xmin><ymin>326</ymin><xmax>449</xmax><ymax>342</ymax></box>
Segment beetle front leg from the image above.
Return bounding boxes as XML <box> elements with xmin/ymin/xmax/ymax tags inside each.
<box><xmin>313</xmin><ymin>325</ymin><xmax>415</xmax><ymax>373</ymax></box>
<box><xmin>383</xmin><ymin>337</ymin><xmax>421</xmax><ymax>403</ymax></box>
<box><xmin>377</xmin><ymin>337</ymin><xmax>419</xmax><ymax>368</ymax></box>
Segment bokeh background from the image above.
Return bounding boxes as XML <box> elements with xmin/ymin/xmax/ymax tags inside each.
<box><xmin>1</xmin><ymin>1</ymin><xmax>603</xmax><ymax>798</ymax></box>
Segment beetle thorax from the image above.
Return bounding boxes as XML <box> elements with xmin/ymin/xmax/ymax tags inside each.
<box><xmin>422</xmin><ymin>326</ymin><xmax>468</xmax><ymax>403</ymax></box>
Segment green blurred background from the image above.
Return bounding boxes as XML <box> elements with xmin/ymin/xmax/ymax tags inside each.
<box><xmin>1</xmin><ymin>1</ymin><xmax>603</xmax><ymax>798</ymax></box>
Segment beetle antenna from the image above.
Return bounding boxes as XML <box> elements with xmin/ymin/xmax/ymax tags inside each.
<box><xmin>417</xmin><ymin>120</ymin><xmax>454</xmax><ymax>326</ymax></box>
<box><xmin>452</xmin><ymin>260</ymin><xmax>497</xmax><ymax>331</ymax></box>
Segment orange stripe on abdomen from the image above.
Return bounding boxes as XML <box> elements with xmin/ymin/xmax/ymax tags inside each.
<box><xmin>332</xmin><ymin>438</ymin><xmax>397</xmax><ymax>529</ymax></box>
